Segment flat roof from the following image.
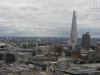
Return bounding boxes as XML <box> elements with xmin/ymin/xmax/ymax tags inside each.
<box><xmin>0</xmin><ymin>43</ymin><xmax>6</xmax><ymax>46</ymax></box>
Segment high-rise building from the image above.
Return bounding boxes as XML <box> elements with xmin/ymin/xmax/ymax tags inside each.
<box><xmin>70</xmin><ymin>10</ymin><xmax>77</xmax><ymax>50</ymax></box>
<box><xmin>82</xmin><ymin>32</ymin><xmax>90</xmax><ymax>50</ymax></box>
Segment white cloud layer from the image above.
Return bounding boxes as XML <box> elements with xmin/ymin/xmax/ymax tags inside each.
<box><xmin>0</xmin><ymin>0</ymin><xmax>99</xmax><ymax>37</ymax></box>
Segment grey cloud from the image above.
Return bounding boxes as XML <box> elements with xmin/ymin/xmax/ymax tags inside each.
<box><xmin>19</xmin><ymin>5</ymin><xmax>40</xmax><ymax>11</ymax></box>
<box><xmin>0</xmin><ymin>0</ymin><xmax>99</xmax><ymax>37</ymax></box>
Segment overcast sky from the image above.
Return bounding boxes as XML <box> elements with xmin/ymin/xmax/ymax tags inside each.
<box><xmin>0</xmin><ymin>0</ymin><xmax>99</xmax><ymax>37</ymax></box>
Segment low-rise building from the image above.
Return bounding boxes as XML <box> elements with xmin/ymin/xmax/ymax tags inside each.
<box><xmin>30</xmin><ymin>55</ymin><xmax>58</xmax><ymax>62</ymax></box>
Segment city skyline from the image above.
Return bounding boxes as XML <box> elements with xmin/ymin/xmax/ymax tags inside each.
<box><xmin>0</xmin><ymin>0</ymin><xmax>100</xmax><ymax>37</ymax></box>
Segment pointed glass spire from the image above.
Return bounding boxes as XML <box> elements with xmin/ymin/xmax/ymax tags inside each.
<box><xmin>70</xmin><ymin>10</ymin><xmax>77</xmax><ymax>50</ymax></box>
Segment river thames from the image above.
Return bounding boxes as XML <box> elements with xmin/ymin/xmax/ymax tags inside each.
<box><xmin>58</xmin><ymin>56</ymin><xmax>100</xmax><ymax>67</ymax></box>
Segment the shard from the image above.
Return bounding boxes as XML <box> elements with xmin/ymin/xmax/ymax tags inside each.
<box><xmin>70</xmin><ymin>10</ymin><xmax>77</xmax><ymax>50</ymax></box>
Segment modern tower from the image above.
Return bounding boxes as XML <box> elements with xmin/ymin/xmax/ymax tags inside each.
<box><xmin>70</xmin><ymin>10</ymin><xmax>77</xmax><ymax>50</ymax></box>
<box><xmin>82</xmin><ymin>32</ymin><xmax>90</xmax><ymax>50</ymax></box>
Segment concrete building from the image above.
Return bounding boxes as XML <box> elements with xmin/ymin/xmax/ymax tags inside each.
<box><xmin>17</xmin><ymin>52</ymin><xmax>32</xmax><ymax>64</ymax></box>
<box><xmin>16</xmin><ymin>49</ymin><xmax>36</xmax><ymax>56</ymax></box>
<box><xmin>82</xmin><ymin>32</ymin><xmax>90</xmax><ymax>50</ymax></box>
<box><xmin>0</xmin><ymin>43</ymin><xmax>6</xmax><ymax>48</ymax></box>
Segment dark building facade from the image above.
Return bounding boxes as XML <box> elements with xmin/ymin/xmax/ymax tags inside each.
<box><xmin>0</xmin><ymin>52</ymin><xmax>15</xmax><ymax>63</ymax></box>
<box><xmin>82</xmin><ymin>32</ymin><xmax>90</xmax><ymax>50</ymax></box>
<box><xmin>54</xmin><ymin>46</ymin><xmax>63</xmax><ymax>56</ymax></box>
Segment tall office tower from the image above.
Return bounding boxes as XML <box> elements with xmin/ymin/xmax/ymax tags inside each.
<box><xmin>82</xmin><ymin>32</ymin><xmax>90</xmax><ymax>50</ymax></box>
<box><xmin>70</xmin><ymin>10</ymin><xmax>77</xmax><ymax>50</ymax></box>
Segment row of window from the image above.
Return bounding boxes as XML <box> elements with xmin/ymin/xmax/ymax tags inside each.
<box><xmin>33</xmin><ymin>60</ymin><xmax>55</xmax><ymax>62</ymax></box>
